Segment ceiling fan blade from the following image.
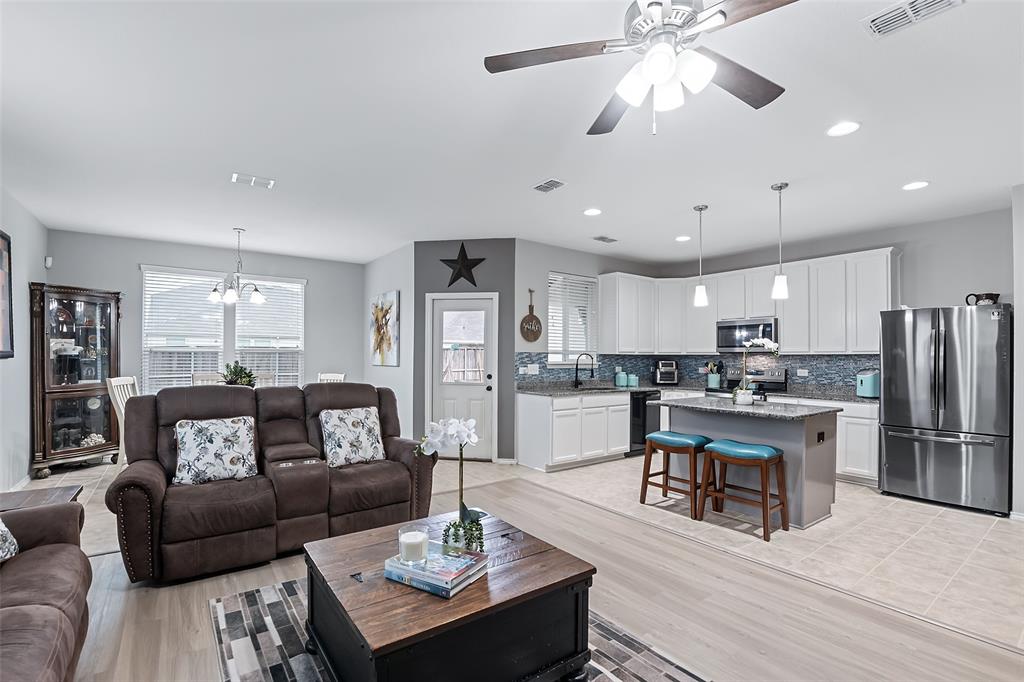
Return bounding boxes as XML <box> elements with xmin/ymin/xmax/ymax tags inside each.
<box><xmin>695</xmin><ymin>46</ymin><xmax>784</xmax><ymax>109</ymax></box>
<box><xmin>484</xmin><ymin>40</ymin><xmax>613</xmax><ymax>74</ymax></box>
<box><xmin>698</xmin><ymin>0</ymin><xmax>799</xmax><ymax>33</ymax></box>
<box><xmin>587</xmin><ymin>93</ymin><xmax>632</xmax><ymax>135</ymax></box>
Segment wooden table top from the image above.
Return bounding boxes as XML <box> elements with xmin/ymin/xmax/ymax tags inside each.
<box><xmin>0</xmin><ymin>485</ymin><xmax>84</xmax><ymax>512</ymax></box>
<box><xmin>304</xmin><ymin>511</ymin><xmax>596</xmax><ymax>655</ymax></box>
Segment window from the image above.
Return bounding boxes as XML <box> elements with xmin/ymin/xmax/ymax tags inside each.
<box><xmin>142</xmin><ymin>267</ymin><xmax>224</xmax><ymax>394</ymax></box>
<box><xmin>547</xmin><ymin>272</ymin><xmax>598</xmax><ymax>364</ymax></box>
<box><xmin>440</xmin><ymin>310</ymin><xmax>485</xmax><ymax>384</ymax></box>
<box><xmin>236</xmin><ymin>278</ymin><xmax>305</xmax><ymax>387</ymax></box>
<box><xmin>142</xmin><ymin>266</ymin><xmax>305</xmax><ymax>393</ymax></box>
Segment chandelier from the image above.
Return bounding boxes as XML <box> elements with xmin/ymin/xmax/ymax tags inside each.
<box><xmin>208</xmin><ymin>228</ymin><xmax>266</xmax><ymax>305</ymax></box>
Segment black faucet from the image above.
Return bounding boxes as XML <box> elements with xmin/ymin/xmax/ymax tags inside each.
<box><xmin>574</xmin><ymin>353</ymin><xmax>595</xmax><ymax>389</ymax></box>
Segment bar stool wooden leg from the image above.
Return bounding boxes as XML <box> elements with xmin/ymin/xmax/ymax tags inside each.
<box><xmin>696</xmin><ymin>453</ymin><xmax>713</xmax><ymax>521</ymax></box>
<box><xmin>775</xmin><ymin>457</ymin><xmax>790</xmax><ymax>531</ymax></box>
<box><xmin>715</xmin><ymin>461</ymin><xmax>728</xmax><ymax>513</ymax></box>
<box><xmin>639</xmin><ymin>439</ymin><xmax>654</xmax><ymax>504</ymax></box>
<box><xmin>688</xmin><ymin>447</ymin><xmax>699</xmax><ymax>519</ymax></box>
<box><xmin>662</xmin><ymin>449</ymin><xmax>669</xmax><ymax>498</ymax></box>
<box><xmin>760</xmin><ymin>460</ymin><xmax>771</xmax><ymax>542</ymax></box>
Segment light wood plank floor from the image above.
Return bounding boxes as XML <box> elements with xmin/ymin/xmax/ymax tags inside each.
<box><xmin>77</xmin><ymin>478</ymin><xmax>1023</xmax><ymax>682</ymax></box>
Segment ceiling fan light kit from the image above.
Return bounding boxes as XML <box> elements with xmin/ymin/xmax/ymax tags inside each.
<box><xmin>484</xmin><ymin>0</ymin><xmax>793</xmax><ymax>135</ymax></box>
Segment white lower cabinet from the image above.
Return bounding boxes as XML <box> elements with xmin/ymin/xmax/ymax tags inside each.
<box><xmin>516</xmin><ymin>392</ymin><xmax>631</xmax><ymax>471</ymax></box>
<box><xmin>786</xmin><ymin>397</ymin><xmax>880</xmax><ymax>483</ymax></box>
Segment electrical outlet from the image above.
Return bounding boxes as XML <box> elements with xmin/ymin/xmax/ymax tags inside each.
<box><xmin>797</xmin><ymin>369</ymin><xmax>809</xmax><ymax>377</ymax></box>
<box><xmin>527</xmin><ymin>364</ymin><xmax>540</xmax><ymax>375</ymax></box>
<box><xmin>518</xmin><ymin>366</ymin><xmax>527</xmax><ymax>374</ymax></box>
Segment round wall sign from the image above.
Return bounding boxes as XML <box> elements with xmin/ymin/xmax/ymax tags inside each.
<box><xmin>520</xmin><ymin>289</ymin><xmax>542</xmax><ymax>343</ymax></box>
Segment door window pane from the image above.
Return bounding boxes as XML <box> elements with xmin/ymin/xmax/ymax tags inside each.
<box><xmin>441</xmin><ymin>310</ymin><xmax>485</xmax><ymax>384</ymax></box>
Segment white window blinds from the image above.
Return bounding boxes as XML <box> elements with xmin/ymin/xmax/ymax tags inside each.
<box><xmin>142</xmin><ymin>267</ymin><xmax>224</xmax><ymax>394</ymax></box>
<box><xmin>236</xmin><ymin>277</ymin><xmax>305</xmax><ymax>387</ymax></box>
<box><xmin>547</xmin><ymin>272</ymin><xmax>598</xmax><ymax>363</ymax></box>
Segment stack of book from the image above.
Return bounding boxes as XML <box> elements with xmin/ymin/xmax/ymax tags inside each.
<box><xmin>384</xmin><ymin>541</ymin><xmax>489</xmax><ymax>598</ymax></box>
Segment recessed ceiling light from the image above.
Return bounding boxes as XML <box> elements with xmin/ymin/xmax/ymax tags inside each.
<box><xmin>583</xmin><ymin>208</ymin><xmax>602</xmax><ymax>216</ymax></box>
<box><xmin>902</xmin><ymin>180</ymin><xmax>930</xmax><ymax>191</ymax></box>
<box><xmin>675</xmin><ymin>235</ymin><xmax>691</xmax><ymax>242</ymax></box>
<box><xmin>826</xmin><ymin>121</ymin><xmax>860</xmax><ymax>137</ymax></box>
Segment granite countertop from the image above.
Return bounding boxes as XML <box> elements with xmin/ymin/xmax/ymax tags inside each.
<box><xmin>516</xmin><ymin>381</ymin><xmax>878</xmax><ymax>404</ymax></box>
<box><xmin>516</xmin><ymin>382</ymin><xmax>661</xmax><ymax>397</ymax></box>
<box><xmin>650</xmin><ymin>397</ymin><xmax>843</xmax><ymax>421</ymax></box>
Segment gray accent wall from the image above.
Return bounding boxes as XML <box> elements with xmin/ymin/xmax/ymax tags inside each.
<box><xmin>45</xmin><ymin>230</ymin><xmax>365</xmax><ymax>387</ymax></box>
<box><xmin>658</xmin><ymin>209</ymin><xmax>1013</xmax><ymax>308</ymax></box>
<box><xmin>362</xmin><ymin>244</ymin><xmax>415</xmax><ymax>438</ymax></box>
<box><xmin>413</xmin><ymin>239</ymin><xmax>516</xmax><ymax>459</ymax></box>
<box><xmin>0</xmin><ymin>190</ymin><xmax>49</xmax><ymax>491</ymax></box>
<box><xmin>1012</xmin><ymin>186</ymin><xmax>1023</xmax><ymax>515</ymax></box>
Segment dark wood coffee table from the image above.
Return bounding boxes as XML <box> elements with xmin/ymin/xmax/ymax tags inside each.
<box><xmin>0</xmin><ymin>484</ymin><xmax>83</xmax><ymax>512</ymax></box>
<box><xmin>304</xmin><ymin>511</ymin><xmax>596</xmax><ymax>682</ymax></box>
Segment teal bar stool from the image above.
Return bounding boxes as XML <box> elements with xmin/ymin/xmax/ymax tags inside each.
<box><xmin>696</xmin><ymin>439</ymin><xmax>790</xmax><ymax>542</ymax></box>
<box><xmin>640</xmin><ymin>431</ymin><xmax>715</xmax><ymax>519</ymax></box>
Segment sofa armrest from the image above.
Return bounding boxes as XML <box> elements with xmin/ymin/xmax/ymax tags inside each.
<box><xmin>0</xmin><ymin>502</ymin><xmax>84</xmax><ymax>551</ymax></box>
<box><xmin>384</xmin><ymin>436</ymin><xmax>437</xmax><ymax>519</ymax></box>
<box><xmin>104</xmin><ymin>459</ymin><xmax>167</xmax><ymax>582</ymax></box>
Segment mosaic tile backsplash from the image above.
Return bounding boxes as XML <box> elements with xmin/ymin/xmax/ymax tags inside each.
<box><xmin>515</xmin><ymin>351</ymin><xmax>879</xmax><ymax>388</ymax></box>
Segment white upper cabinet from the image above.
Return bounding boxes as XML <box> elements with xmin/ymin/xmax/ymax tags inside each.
<box><xmin>684</xmin><ymin>279</ymin><xmax>717</xmax><ymax>353</ymax></box>
<box><xmin>810</xmin><ymin>258</ymin><xmax>848</xmax><ymax>353</ymax></box>
<box><xmin>716</xmin><ymin>273</ymin><xmax>746</xmax><ymax>320</ymax></box>
<box><xmin>777</xmin><ymin>263</ymin><xmax>810</xmax><ymax>353</ymax></box>
<box><xmin>846</xmin><ymin>251</ymin><xmax>894</xmax><ymax>353</ymax></box>
<box><xmin>599</xmin><ymin>273</ymin><xmax>656</xmax><ymax>355</ymax></box>
<box><xmin>655</xmin><ymin>279</ymin><xmax>685</xmax><ymax>354</ymax></box>
<box><xmin>745</xmin><ymin>268</ymin><xmax>778</xmax><ymax>319</ymax></box>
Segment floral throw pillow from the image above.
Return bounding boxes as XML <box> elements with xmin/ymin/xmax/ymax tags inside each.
<box><xmin>173</xmin><ymin>416</ymin><xmax>258</xmax><ymax>485</ymax></box>
<box><xmin>320</xmin><ymin>407</ymin><xmax>385</xmax><ymax>467</ymax></box>
<box><xmin>0</xmin><ymin>518</ymin><xmax>18</xmax><ymax>563</ymax></box>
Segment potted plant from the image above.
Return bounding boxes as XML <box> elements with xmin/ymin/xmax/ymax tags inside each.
<box><xmin>705</xmin><ymin>361</ymin><xmax>721</xmax><ymax>389</ymax></box>
<box><xmin>734</xmin><ymin>337</ymin><xmax>779</xmax><ymax>405</ymax></box>
<box><xmin>222</xmin><ymin>361</ymin><xmax>255</xmax><ymax>387</ymax></box>
<box><xmin>417</xmin><ymin>417</ymin><xmax>484</xmax><ymax>551</ymax></box>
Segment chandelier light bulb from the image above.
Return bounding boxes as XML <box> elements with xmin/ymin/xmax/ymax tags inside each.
<box><xmin>615</xmin><ymin>63</ymin><xmax>651</xmax><ymax>107</ymax></box>
<box><xmin>223</xmin><ymin>286</ymin><xmax>239</xmax><ymax>305</ymax></box>
<box><xmin>653</xmin><ymin>80</ymin><xmax>685</xmax><ymax>112</ymax></box>
<box><xmin>642</xmin><ymin>43</ymin><xmax>678</xmax><ymax>85</ymax></box>
<box><xmin>250</xmin><ymin>287</ymin><xmax>266</xmax><ymax>305</ymax></box>
<box><xmin>208</xmin><ymin>287</ymin><xmax>222</xmax><ymax>303</ymax></box>
<box><xmin>676</xmin><ymin>49</ymin><xmax>717</xmax><ymax>94</ymax></box>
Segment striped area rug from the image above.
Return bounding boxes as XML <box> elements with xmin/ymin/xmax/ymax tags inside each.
<box><xmin>209</xmin><ymin>579</ymin><xmax>702</xmax><ymax>682</ymax></box>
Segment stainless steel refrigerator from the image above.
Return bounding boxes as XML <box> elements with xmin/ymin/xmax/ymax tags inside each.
<box><xmin>879</xmin><ymin>305</ymin><xmax>1012</xmax><ymax>514</ymax></box>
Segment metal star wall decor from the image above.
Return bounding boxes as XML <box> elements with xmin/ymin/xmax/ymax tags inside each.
<box><xmin>441</xmin><ymin>242</ymin><xmax>486</xmax><ymax>287</ymax></box>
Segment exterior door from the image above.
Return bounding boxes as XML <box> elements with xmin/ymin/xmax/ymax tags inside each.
<box><xmin>879</xmin><ymin>308</ymin><xmax>937</xmax><ymax>430</ymax></box>
<box><xmin>431</xmin><ymin>297</ymin><xmax>496</xmax><ymax>460</ymax></box>
<box><xmin>938</xmin><ymin>306</ymin><xmax>1012</xmax><ymax>437</ymax></box>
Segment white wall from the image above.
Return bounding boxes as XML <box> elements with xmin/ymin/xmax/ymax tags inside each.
<box><xmin>0</xmin><ymin>190</ymin><xmax>49</xmax><ymax>490</ymax></box>
<box><xmin>513</xmin><ymin>239</ymin><xmax>662</xmax><ymax>353</ymax></box>
<box><xmin>46</xmin><ymin>230</ymin><xmax>364</xmax><ymax>387</ymax></box>
<box><xmin>1012</xmin><ymin>186</ymin><xmax>1023</xmax><ymax>515</ymax></box>
<box><xmin>659</xmin><ymin>209</ymin><xmax>1013</xmax><ymax>308</ymax></box>
<box><xmin>362</xmin><ymin>244</ymin><xmax>414</xmax><ymax>438</ymax></box>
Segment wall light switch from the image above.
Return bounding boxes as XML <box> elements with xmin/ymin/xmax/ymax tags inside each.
<box><xmin>518</xmin><ymin>366</ymin><xmax>527</xmax><ymax>374</ymax></box>
<box><xmin>797</xmin><ymin>369</ymin><xmax>809</xmax><ymax>377</ymax></box>
<box><xmin>527</xmin><ymin>364</ymin><xmax>540</xmax><ymax>375</ymax></box>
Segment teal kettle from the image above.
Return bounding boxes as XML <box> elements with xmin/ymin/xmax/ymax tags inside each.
<box><xmin>856</xmin><ymin>368</ymin><xmax>880</xmax><ymax>398</ymax></box>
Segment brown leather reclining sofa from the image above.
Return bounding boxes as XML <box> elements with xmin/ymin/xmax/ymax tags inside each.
<box><xmin>104</xmin><ymin>382</ymin><xmax>436</xmax><ymax>582</ymax></box>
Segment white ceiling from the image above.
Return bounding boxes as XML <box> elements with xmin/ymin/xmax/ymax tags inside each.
<box><xmin>2</xmin><ymin>0</ymin><xmax>1021</xmax><ymax>264</ymax></box>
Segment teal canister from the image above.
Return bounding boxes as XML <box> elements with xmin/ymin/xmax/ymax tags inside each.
<box><xmin>614</xmin><ymin>371</ymin><xmax>627</xmax><ymax>388</ymax></box>
<box><xmin>627</xmin><ymin>374</ymin><xmax>639</xmax><ymax>387</ymax></box>
<box><xmin>856</xmin><ymin>369</ymin><xmax>880</xmax><ymax>398</ymax></box>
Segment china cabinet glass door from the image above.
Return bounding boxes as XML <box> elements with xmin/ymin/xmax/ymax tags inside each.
<box><xmin>45</xmin><ymin>293</ymin><xmax>113</xmax><ymax>390</ymax></box>
<box><xmin>46</xmin><ymin>392</ymin><xmax>114</xmax><ymax>455</ymax></box>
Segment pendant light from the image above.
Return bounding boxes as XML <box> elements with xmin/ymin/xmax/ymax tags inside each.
<box><xmin>208</xmin><ymin>228</ymin><xmax>267</xmax><ymax>305</ymax></box>
<box><xmin>693</xmin><ymin>204</ymin><xmax>709</xmax><ymax>307</ymax></box>
<box><xmin>770</xmin><ymin>182</ymin><xmax>790</xmax><ymax>300</ymax></box>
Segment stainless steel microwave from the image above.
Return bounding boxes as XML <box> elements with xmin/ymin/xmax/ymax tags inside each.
<box><xmin>716</xmin><ymin>318</ymin><xmax>779</xmax><ymax>353</ymax></box>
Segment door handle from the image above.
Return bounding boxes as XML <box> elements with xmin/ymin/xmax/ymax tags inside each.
<box><xmin>485</xmin><ymin>386</ymin><xmax>493</xmax><ymax>392</ymax></box>
<box><xmin>928</xmin><ymin>329</ymin><xmax>937</xmax><ymax>414</ymax></box>
<box><xmin>888</xmin><ymin>431</ymin><xmax>995</xmax><ymax>447</ymax></box>
<box><xmin>936</xmin><ymin>328</ymin><xmax>946</xmax><ymax>415</ymax></box>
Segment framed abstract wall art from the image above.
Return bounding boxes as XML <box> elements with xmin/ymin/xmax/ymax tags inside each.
<box><xmin>370</xmin><ymin>290</ymin><xmax>399</xmax><ymax>366</ymax></box>
<box><xmin>1</xmin><ymin>230</ymin><xmax>13</xmax><ymax>359</ymax></box>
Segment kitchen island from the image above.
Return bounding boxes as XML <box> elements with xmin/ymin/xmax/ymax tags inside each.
<box><xmin>649</xmin><ymin>397</ymin><xmax>843</xmax><ymax>528</ymax></box>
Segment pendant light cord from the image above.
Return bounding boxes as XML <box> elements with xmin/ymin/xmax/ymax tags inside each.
<box><xmin>770</xmin><ymin>182</ymin><xmax>788</xmax><ymax>273</ymax></box>
<box><xmin>693</xmin><ymin>204</ymin><xmax>708</xmax><ymax>280</ymax></box>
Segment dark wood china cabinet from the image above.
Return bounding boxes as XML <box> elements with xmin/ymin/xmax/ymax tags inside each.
<box><xmin>30</xmin><ymin>283</ymin><xmax>122</xmax><ymax>478</ymax></box>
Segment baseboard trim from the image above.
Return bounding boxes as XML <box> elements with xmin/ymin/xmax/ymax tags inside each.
<box><xmin>1010</xmin><ymin>511</ymin><xmax>1024</xmax><ymax>522</ymax></box>
<box><xmin>8</xmin><ymin>475</ymin><xmax>30</xmax><ymax>492</ymax></box>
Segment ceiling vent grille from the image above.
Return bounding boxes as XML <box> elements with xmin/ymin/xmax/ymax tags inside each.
<box><xmin>862</xmin><ymin>0</ymin><xmax>964</xmax><ymax>38</ymax></box>
<box><xmin>532</xmin><ymin>178</ymin><xmax>565</xmax><ymax>193</ymax></box>
<box><xmin>231</xmin><ymin>172</ymin><xmax>276</xmax><ymax>189</ymax></box>
<box><xmin>593</xmin><ymin>236</ymin><xmax>618</xmax><ymax>244</ymax></box>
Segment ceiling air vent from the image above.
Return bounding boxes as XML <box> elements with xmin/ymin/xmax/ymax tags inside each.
<box><xmin>862</xmin><ymin>0</ymin><xmax>964</xmax><ymax>38</ymax></box>
<box><xmin>532</xmin><ymin>178</ymin><xmax>565</xmax><ymax>193</ymax></box>
<box><xmin>593</xmin><ymin>236</ymin><xmax>618</xmax><ymax>244</ymax></box>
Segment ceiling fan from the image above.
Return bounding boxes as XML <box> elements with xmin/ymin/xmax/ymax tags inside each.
<box><xmin>484</xmin><ymin>0</ymin><xmax>796</xmax><ymax>134</ymax></box>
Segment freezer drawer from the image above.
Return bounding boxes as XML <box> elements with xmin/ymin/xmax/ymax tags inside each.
<box><xmin>880</xmin><ymin>426</ymin><xmax>1010</xmax><ymax>513</ymax></box>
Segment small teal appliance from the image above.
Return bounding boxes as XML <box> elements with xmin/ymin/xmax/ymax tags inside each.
<box><xmin>614</xmin><ymin>371</ymin><xmax>627</xmax><ymax>388</ymax></box>
<box><xmin>856</xmin><ymin>368</ymin><xmax>880</xmax><ymax>398</ymax></box>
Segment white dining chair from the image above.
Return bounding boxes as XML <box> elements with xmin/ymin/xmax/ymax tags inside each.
<box><xmin>254</xmin><ymin>372</ymin><xmax>276</xmax><ymax>388</ymax></box>
<box><xmin>106</xmin><ymin>376</ymin><xmax>138</xmax><ymax>464</ymax></box>
<box><xmin>191</xmin><ymin>372</ymin><xmax>224</xmax><ymax>386</ymax></box>
<box><xmin>317</xmin><ymin>372</ymin><xmax>346</xmax><ymax>383</ymax></box>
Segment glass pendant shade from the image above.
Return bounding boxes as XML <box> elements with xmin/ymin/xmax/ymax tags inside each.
<box><xmin>676</xmin><ymin>49</ymin><xmax>717</xmax><ymax>94</ymax></box>
<box><xmin>250</xmin><ymin>287</ymin><xmax>266</xmax><ymax>304</ymax></box>
<box><xmin>208</xmin><ymin>288</ymin><xmax>222</xmax><ymax>303</ymax></box>
<box><xmin>770</xmin><ymin>274</ymin><xmax>789</xmax><ymax>300</ymax></box>
<box><xmin>222</xmin><ymin>286</ymin><xmax>239</xmax><ymax>304</ymax></box>
<box><xmin>641</xmin><ymin>43</ymin><xmax>678</xmax><ymax>85</ymax></box>
<box><xmin>615</xmin><ymin>63</ymin><xmax>650</xmax><ymax>107</ymax></box>
<box><xmin>653</xmin><ymin>80</ymin><xmax>685</xmax><ymax>112</ymax></box>
<box><xmin>693</xmin><ymin>284</ymin><xmax>709</xmax><ymax>307</ymax></box>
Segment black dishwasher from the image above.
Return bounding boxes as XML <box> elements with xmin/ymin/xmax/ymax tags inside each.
<box><xmin>628</xmin><ymin>390</ymin><xmax>661</xmax><ymax>455</ymax></box>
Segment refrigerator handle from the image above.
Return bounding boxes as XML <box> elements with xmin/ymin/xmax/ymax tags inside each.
<box><xmin>929</xmin><ymin>328</ymin><xmax>937</xmax><ymax>414</ymax></box>
<box><xmin>937</xmin><ymin>327</ymin><xmax>946</xmax><ymax>416</ymax></box>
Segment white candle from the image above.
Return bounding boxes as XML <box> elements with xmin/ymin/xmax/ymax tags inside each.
<box><xmin>399</xmin><ymin>530</ymin><xmax>429</xmax><ymax>564</ymax></box>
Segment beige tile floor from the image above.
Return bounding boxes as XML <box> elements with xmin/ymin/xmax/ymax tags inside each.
<box><xmin>30</xmin><ymin>454</ymin><xmax>1024</xmax><ymax>650</ymax></box>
